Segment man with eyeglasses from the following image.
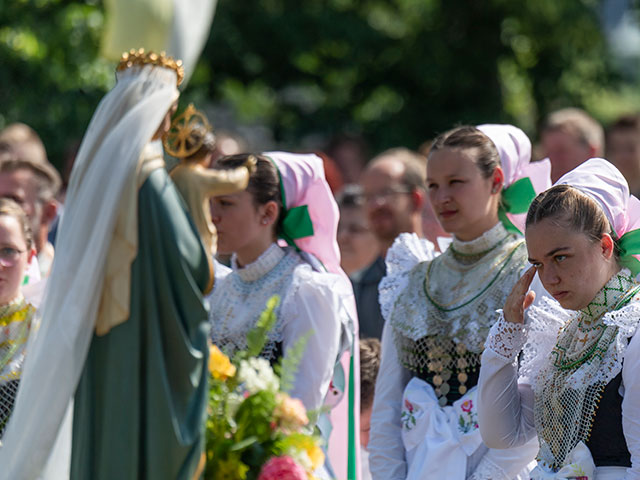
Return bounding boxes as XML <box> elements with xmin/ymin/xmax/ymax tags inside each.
<box><xmin>354</xmin><ymin>147</ymin><xmax>426</xmax><ymax>339</ymax></box>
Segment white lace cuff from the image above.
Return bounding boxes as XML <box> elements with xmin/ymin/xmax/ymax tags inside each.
<box><xmin>469</xmin><ymin>456</ymin><xmax>510</xmax><ymax>480</ymax></box>
<box><xmin>485</xmin><ymin>310</ymin><xmax>527</xmax><ymax>362</ymax></box>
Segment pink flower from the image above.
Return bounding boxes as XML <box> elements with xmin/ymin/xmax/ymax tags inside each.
<box><xmin>461</xmin><ymin>400</ymin><xmax>473</xmax><ymax>413</ymax></box>
<box><xmin>258</xmin><ymin>456</ymin><xmax>307</xmax><ymax>480</ymax></box>
<box><xmin>404</xmin><ymin>399</ymin><xmax>414</xmax><ymax>413</ymax></box>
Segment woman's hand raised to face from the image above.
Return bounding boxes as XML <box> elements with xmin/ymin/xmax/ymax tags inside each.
<box><xmin>503</xmin><ymin>267</ymin><xmax>537</xmax><ymax>324</ymax></box>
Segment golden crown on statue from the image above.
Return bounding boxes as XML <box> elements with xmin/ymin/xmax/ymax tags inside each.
<box><xmin>117</xmin><ymin>48</ymin><xmax>185</xmax><ymax>86</ymax></box>
<box><xmin>163</xmin><ymin>103</ymin><xmax>213</xmax><ymax>158</ymax></box>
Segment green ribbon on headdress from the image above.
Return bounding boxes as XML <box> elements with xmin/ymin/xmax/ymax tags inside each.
<box><xmin>280</xmin><ymin>205</ymin><xmax>314</xmax><ymax>245</ymax></box>
<box><xmin>269</xmin><ymin>157</ymin><xmax>315</xmax><ymax>246</ymax></box>
<box><xmin>617</xmin><ymin>229</ymin><xmax>640</xmax><ymax>276</ymax></box>
<box><xmin>497</xmin><ymin>177</ymin><xmax>536</xmax><ymax>235</ymax></box>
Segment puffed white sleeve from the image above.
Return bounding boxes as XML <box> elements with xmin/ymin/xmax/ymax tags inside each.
<box><xmin>478</xmin><ymin>274</ymin><xmax>560</xmax><ymax>451</ymax></box>
<box><xmin>477</xmin><ymin>312</ymin><xmax>537</xmax><ymax>450</ymax></box>
<box><xmin>368</xmin><ymin>322</ymin><xmax>412</xmax><ymax>480</ymax></box>
<box><xmin>621</xmin><ymin>330</ymin><xmax>640</xmax><ymax>479</ymax></box>
<box><xmin>280</xmin><ymin>270</ymin><xmax>344</xmax><ymax>413</ymax></box>
<box><xmin>368</xmin><ymin>233</ymin><xmax>436</xmax><ymax>479</ymax></box>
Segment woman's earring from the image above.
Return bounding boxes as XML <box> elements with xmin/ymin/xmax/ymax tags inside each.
<box><xmin>262</xmin><ymin>219</ymin><xmax>268</xmax><ymax>225</ymax></box>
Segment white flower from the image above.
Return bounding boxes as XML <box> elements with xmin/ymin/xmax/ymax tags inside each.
<box><xmin>237</xmin><ymin>357</ymin><xmax>279</xmax><ymax>394</ymax></box>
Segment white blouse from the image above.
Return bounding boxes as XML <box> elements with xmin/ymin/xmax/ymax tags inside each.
<box><xmin>478</xmin><ymin>290</ymin><xmax>640</xmax><ymax>480</ymax></box>
<box><xmin>208</xmin><ymin>243</ymin><xmax>354</xmax><ymax>413</ymax></box>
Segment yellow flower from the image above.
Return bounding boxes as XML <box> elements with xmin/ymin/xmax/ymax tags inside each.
<box><xmin>304</xmin><ymin>442</ymin><xmax>324</xmax><ymax>471</ymax></box>
<box><xmin>209</xmin><ymin>344</ymin><xmax>236</xmax><ymax>380</ymax></box>
<box><xmin>288</xmin><ymin>434</ymin><xmax>325</xmax><ymax>472</ymax></box>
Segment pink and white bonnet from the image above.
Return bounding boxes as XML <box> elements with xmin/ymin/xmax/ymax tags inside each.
<box><xmin>477</xmin><ymin>124</ymin><xmax>552</xmax><ymax>234</ymax></box>
<box><xmin>264</xmin><ymin>151</ymin><xmax>342</xmax><ymax>275</ymax></box>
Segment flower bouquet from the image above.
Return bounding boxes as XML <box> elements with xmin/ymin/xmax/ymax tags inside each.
<box><xmin>205</xmin><ymin>296</ymin><xmax>325</xmax><ymax>480</ymax></box>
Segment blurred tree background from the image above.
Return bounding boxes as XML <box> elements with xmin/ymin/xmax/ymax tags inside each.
<box><xmin>2</xmin><ymin>0</ymin><xmax>640</xmax><ymax>171</ymax></box>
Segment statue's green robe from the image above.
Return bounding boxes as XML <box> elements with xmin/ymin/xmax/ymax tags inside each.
<box><xmin>71</xmin><ymin>167</ymin><xmax>210</xmax><ymax>480</ymax></box>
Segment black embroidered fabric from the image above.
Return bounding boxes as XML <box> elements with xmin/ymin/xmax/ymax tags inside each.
<box><xmin>586</xmin><ymin>373</ymin><xmax>631</xmax><ymax>467</ymax></box>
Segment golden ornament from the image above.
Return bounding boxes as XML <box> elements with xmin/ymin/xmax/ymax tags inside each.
<box><xmin>117</xmin><ymin>48</ymin><xmax>184</xmax><ymax>86</ymax></box>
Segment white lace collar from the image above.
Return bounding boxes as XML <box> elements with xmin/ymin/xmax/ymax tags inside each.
<box><xmin>231</xmin><ymin>243</ymin><xmax>285</xmax><ymax>282</ymax></box>
<box><xmin>379</xmin><ymin>230</ymin><xmax>527</xmax><ymax>352</ymax></box>
<box><xmin>520</xmin><ymin>269</ymin><xmax>640</xmax><ymax>390</ymax></box>
<box><xmin>450</xmin><ymin>222</ymin><xmax>508</xmax><ymax>256</ymax></box>
<box><xmin>526</xmin><ymin>270</ymin><xmax>640</xmax><ymax>469</ymax></box>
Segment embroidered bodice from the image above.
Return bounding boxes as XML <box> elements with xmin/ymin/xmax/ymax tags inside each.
<box><xmin>380</xmin><ymin>223</ymin><xmax>527</xmax><ymax>405</ymax></box>
<box><xmin>0</xmin><ymin>296</ymin><xmax>36</xmax><ymax>384</ymax></box>
<box><xmin>486</xmin><ymin>268</ymin><xmax>640</xmax><ymax>471</ymax></box>
<box><xmin>0</xmin><ymin>295</ymin><xmax>36</xmax><ymax>436</ymax></box>
<box><xmin>208</xmin><ymin>243</ymin><xmax>303</xmax><ymax>360</ymax></box>
<box><xmin>533</xmin><ymin>270</ymin><xmax>640</xmax><ymax>470</ymax></box>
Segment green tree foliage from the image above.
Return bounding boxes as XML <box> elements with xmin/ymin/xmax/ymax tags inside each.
<box><xmin>2</xmin><ymin>0</ymin><xmax>638</xmax><ymax>169</ymax></box>
<box><xmin>0</xmin><ymin>0</ymin><xmax>111</xmax><ymax>172</ymax></box>
<box><xmin>194</xmin><ymin>0</ymin><xmax>634</xmax><ymax>151</ymax></box>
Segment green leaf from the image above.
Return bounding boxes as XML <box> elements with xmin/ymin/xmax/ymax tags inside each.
<box><xmin>275</xmin><ymin>330</ymin><xmax>310</xmax><ymax>393</ymax></box>
<box><xmin>230</xmin><ymin>435</ymin><xmax>259</xmax><ymax>452</ymax></box>
<box><xmin>243</xmin><ymin>295</ymin><xmax>280</xmax><ymax>359</ymax></box>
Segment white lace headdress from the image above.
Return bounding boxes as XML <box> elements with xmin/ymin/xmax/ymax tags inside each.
<box><xmin>0</xmin><ymin>52</ymin><xmax>180</xmax><ymax>480</ymax></box>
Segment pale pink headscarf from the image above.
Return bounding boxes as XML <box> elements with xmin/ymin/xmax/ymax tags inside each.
<box><xmin>556</xmin><ymin>158</ymin><xmax>640</xmax><ymax>274</ymax></box>
<box><xmin>477</xmin><ymin>124</ymin><xmax>552</xmax><ymax>234</ymax></box>
<box><xmin>264</xmin><ymin>151</ymin><xmax>361</xmax><ymax>478</ymax></box>
<box><xmin>265</xmin><ymin>151</ymin><xmax>342</xmax><ymax>275</ymax></box>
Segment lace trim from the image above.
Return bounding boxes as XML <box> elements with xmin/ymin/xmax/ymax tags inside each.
<box><xmin>485</xmin><ymin>311</ymin><xmax>528</xmax><ymax>363</ymax></box>
<box><xmin>378</xmin><ymin>233</ymin><xmax>437</xmax><ymax>324</ymax></box>
<box><xmin>468</xmin><ymin>457</ymin><xmax>510</xmax><ymax>480</ymax></box>
<box><xmin>451</xmin><ymin>222</ymin><xmax>509</xmax><ymax>256</ymax></box>
<box><xmin>577</xmin><ymin>297</ymin><xmax>640</xmax><ymax>387</ymax></box>
<box><xmin>520</xmin><ymin>284</ymin><xmax>640</xmax><ymax>389</ymax></box>
<box><xmin>519</xmin><ymin>297</ymin><xmax>568</xmax><ymax>386</ymax></box>
<box><xmin>210</xmin><ymin>248</ymin><xmax>353</xmax><ymax>363</ymax></box>
<box><xmin>527</xmin><ymin>270</ymin><xmax>640</xmax><ymax>469</ymax></box>
<box><xmin>209</xmin><ymin>247</ymin><xmax>302</xmax><ymax>360</ymax></box>
<box><xmin>382</xmin><ymin>234</ymin><xmax>527</xmax><ymax>350</ymax></box>
<box><xmin>231</xmin><ymin>243</ymin><xmax>285</xmax><ymax>282</ymax></box>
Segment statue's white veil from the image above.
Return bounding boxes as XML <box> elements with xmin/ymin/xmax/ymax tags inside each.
<box><xmin>0</xmin><ymin>63</ymin><xmax>179</xmax><ymax>479</ymax></box>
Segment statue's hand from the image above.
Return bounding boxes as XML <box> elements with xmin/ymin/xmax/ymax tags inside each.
<box><xmin>244</xmin><ymin>155</ymin><xmax>257</xmax><ymax>175</ymax></box>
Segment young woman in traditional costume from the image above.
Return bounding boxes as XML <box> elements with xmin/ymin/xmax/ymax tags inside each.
<box><xmin>0</xmin><ymin>50</ymin><xmax>216</xmax><ymax>480</ymax></box>
<box><xmin>208</xmin><ymin>151</ymin><xmax>361</xmax><ymax>479</ymax></box>
<box><xmin>369</xmin><ymin>125</ymin><xmax>551</xmax><ymax>479</ymax></box>
<box><xmin>478</xmin><ymin>158</ymin><xmax>640</xmax><ymax>479</ymax></box>
<box><xmin>0</xmin><ymin>199</ymin><xmax>36</xmax><ymax>437</ymax></box>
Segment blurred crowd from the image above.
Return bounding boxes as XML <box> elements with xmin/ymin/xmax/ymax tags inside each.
<box><xmin>3</xmin><ymin>105</ymin><xmax>640</xmax><ymax>478</ymax></box>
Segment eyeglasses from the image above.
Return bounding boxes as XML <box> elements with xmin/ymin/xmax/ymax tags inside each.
<box><xmin>362</xmin><ymin>187</ymin><xmax>413</xmax><ymax>204</ymax></box>
<box><xmin>0</xmin><ymin>247</ymin><xmax>26</xmax><ymax>267</ymax></box>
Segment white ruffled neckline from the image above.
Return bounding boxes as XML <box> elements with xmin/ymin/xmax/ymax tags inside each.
<box><xmin>450</xmin><ymin>222</ymin><xmax>508</xmax><ymax>256</ymax></box>
<box><xmin>380</xmin><ymin>228</ymin><xmax>526</xmax><ymax>350</ymax></box>
<box><xmin>513</xmin><ymin>271</ymin><xmax>640</xmax><ymax>389</ymax></box>
<box><xmin>231</xmin><ymin>243</ymin><xmax>285</xmax><ymax>283</ymax></box>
